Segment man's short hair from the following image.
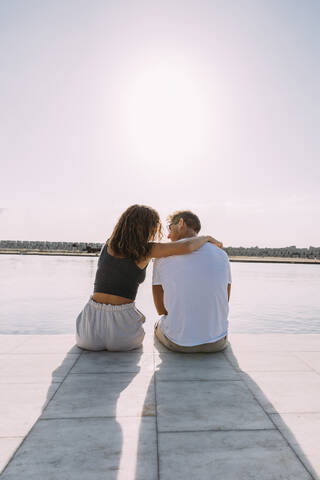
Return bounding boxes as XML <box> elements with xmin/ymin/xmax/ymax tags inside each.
<box><xmin>167</xmin><ymin>210</ymin><xmax>201</xmax><ymax>233</ymax></box>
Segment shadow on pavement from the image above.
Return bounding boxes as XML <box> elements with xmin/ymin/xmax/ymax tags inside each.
<box><xmin>134</xmin><ymin>337</ymin><xmax>318</xmax><ymax>480</ymax></box>
<box><xmin>1</xmin><ymin>345</ymin><xmax>145</xmax><ymax>479</ymax></box>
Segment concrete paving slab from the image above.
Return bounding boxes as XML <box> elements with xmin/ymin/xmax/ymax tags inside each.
<box><xmin>158</xmin><ymin>430</ymin><xmax>312</xmax><ymax>480</ymax></box>
<box><xmin>156</xmin><ymin>380</ymin><xmax>273</xmax><ymax>432</ymax></box>
<box><xmin>0</xmin><ymin>336</ymin><xmax>30</xmax><ymax>354</ymax></box>
<box><xmin>243</xmin><ymin>371</ymin><xmax>320</xmax><ymax>413</ymax></box>
<box><xmin>1</xmin><ymin>417</ymin><xmax>158</xmax><ymax>480</ymax></box>
<box><xmin>72</xmin><ymin>351</ymin><xmax>154</xmax><ymax>374</ymax></box>
<box><xmin>155</xmin><ymin>352</ymin><xmax>239</xmax><ymax>381</ymax></box>
<box><xmin>224</xmin><ymin>349</ymin><xmax>312</xmax><ymax>372</ymax></box>
<box><xmin>271</xmin><ymin>413</ymin><xmax>320</xmax><ymax>479</ymax></box>
<box><xmin>2</xmin><ymin>334</ymin><xmax>320</xmax><ymax>479</ymax></box>
<box><xmin>0</xmin><ymin>383</ymin><xmax>60</xmax><ymax>436</ymax></box>
<box><xmin>11</xmin><ymin>335</ymin><xmax>81</xmax><ymax>354</ymax></box>
<box><xmin>295</xmin><ymin>352</ymin><xmax>320</xmax><ymax>374</ymax></box>
<box><xmin>42</xmin><ymin>372</ymin><xmax>155</xmax><ymax>419</ymax></box>
<box><xmin>229</xmin><ymin>334</ymin><xmax>320</xmax><ymax>352</ymax></box>
<box><xmin>0</xmin><ymin>353</ymin><xmax>80</xmax><ymax>383</ymax></box>
<box><xmin>0</xmin><ymin>438</ymin><xmax>23</xmax><ymax>475</ymax></box>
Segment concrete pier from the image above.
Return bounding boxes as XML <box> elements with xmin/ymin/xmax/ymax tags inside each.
<box><xmin>0</xmin><ymin>333</ymin><xmax>320</xmax><ymax>479</ymax></box>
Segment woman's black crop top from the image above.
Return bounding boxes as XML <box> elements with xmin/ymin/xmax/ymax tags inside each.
<box><xmin>93</xmin><ymin>244</ymin><xmax>147</xmax><ymax>300</ymax></box>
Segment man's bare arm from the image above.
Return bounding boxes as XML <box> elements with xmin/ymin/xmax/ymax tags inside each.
<box><xmin>152</xmin><ymin>285</ymin><xmax>168</xmax><ymax>315</ymax></box>
<box><xmin>227</xmin><ymin>283</ymin><xmax>231</xmax><ymax>302</ymax></box>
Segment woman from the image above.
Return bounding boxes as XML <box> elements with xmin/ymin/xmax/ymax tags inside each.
<box><xmin>76</xmin><ymin>204</ymin><xmax>222</xmax><ymax>351</ymax></box>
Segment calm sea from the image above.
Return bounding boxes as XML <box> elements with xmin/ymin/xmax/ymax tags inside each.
<box><xmin>1</xmin><ymin>254</ymin><xmax>320</xmax><ymax>335</ymax></box>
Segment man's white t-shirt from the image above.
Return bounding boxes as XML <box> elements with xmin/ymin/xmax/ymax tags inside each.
<box><xmin>152</xmin><ymin>242</ymin><xmax>232</xmax><ymax>346</ymax></box>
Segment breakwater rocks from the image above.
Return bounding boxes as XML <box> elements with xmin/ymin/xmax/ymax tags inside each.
<box><xmin>1</xmin><ymin>241</ymin><xmax>319</xmax><ymax>263</ymax></box>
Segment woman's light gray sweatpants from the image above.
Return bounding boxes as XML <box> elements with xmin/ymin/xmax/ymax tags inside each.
<box><xmin>76</xmin><ymin>298</ymin><xmax>145</xmax><ymax>351</ymax></box>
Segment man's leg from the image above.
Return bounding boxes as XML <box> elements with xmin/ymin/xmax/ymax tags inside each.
<box><xmin>154</xmin><ymin>319</ymin><xmax>181</xmax><ymax>352</ymax></box>
<box><xmin>154</xmin><ymin>320</ymin><xmax>228</xmax><ymax>353</ymax></box>
<box><xmin>190</xmin><ymin>336</ymin><xmax>228</xmax><ymax>353</ymax></box>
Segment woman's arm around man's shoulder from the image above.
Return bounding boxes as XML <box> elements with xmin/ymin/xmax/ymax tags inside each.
<box><xmin>149</xmin><ymin>236</ymin><xmax>223</xmax><ymax>259</ymax></box>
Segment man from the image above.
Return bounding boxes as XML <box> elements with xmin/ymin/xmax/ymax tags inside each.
<box><xmin>152</xmin><ymin>210</ymin><xmax>231</xmax><ymax>353</ymax></box>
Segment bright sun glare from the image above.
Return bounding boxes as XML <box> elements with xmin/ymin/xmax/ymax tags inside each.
<box><xmin>123</xmin><ymin>63</ymin><xmax>209</xmax><ymax>165</ymax></box>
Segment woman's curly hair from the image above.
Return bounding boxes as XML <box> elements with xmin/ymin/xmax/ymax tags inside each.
<box><xmin>108</xmin><ymin>205</ymin><xmax>162</xmax><ymax>261</ymax></box>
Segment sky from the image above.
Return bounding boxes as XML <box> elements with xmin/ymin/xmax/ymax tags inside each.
<box><xmin>1</xmin><ymin>0</ymin><xmax>319</xmax><ymax>247</ymax></box>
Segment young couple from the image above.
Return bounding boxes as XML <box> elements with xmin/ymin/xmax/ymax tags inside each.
<box><xmin>76</xmin><ymin>204</ymin><xmax>231</xmax><ymax>353</ymax></box>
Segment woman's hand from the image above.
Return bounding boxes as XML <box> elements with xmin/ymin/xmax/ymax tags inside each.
<box><xmin>206</xmin><ymin>236</ymin><xmax>223</xmax><ymax>249</ymax></box>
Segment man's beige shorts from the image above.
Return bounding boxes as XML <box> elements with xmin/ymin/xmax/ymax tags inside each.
<box><xmin>154</xmin><ymin>320</ymin><xmax>228</xmax><ymax>353</ymax></box>
<box><xmin>76</xmin><ymin>298</ymin><xmax>145</xmax><ymax>351</ymax></box>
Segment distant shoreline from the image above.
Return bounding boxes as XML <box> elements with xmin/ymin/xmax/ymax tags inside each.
<box><xmin>229</xmin><ymin>256</ymin><xmax>320</xmax><ymax>265</ymax></box>
<box><xmin>0</xmin><ymin>249</ymin><xmax>98</xmax><ymax>257</ymax></box>
<box><xmin>1</xmin><ymin>249</ymin><xmax>319</xmax><ymax>264</ymax></box>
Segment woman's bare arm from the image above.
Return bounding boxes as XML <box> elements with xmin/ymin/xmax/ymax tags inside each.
<box><xmin>149</xmin><ymin>236</ymin><xmax>223</xmax><ymax>259</ymax></box>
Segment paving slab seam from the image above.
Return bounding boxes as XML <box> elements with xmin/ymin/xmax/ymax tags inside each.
<box><xmin>155</xmin><ymin>378</ymin><xmax>242</xmax><ymax>383</ymax></box>
<box><xmin>2</xmin><ymin>337</ymin><xmax>30</xmax><ymax>352</ymax></box>
<box><xmin>289</xmin><ymin>351</ymin><xmax>318</xmax><ymax>363</ymax></box>
<box><xmin>0</xmin><ymin>349</ymin><xmax>86</xmax><ymax>477</ymax></box>
<box><xmin>40</xmin><ymin>351</ymin><xmax>85</xmax><ymax>414</ymax></box>
<box><xmin>68</xmin><ymin>371</ymin><xmax>153</xmax><ymax>375</ymax></box>
<box><xmin>235</xmin><ymin>371</ymin><xmax>317</xmax><ymax>375</ymax></box>
<box><xmin>0</xmin><ymin>380</ymin><xmax>62</xmax><ymax>384</ymax></box>
<box><xmin>158</xmin><ymin>428</ymin><xmax>277</xmax><ymax>434</ymax></box>
<box><xmin>271</xmin><ymin>411</ymin><xmax>320</xmax><ymax>415</ymax></box>
<box><xmin>0</xmin><ymin>353</ymin><xmax>80</xmax><ymax>356</ymax></box>
<box><xmin>287</xmin><ymin>350</ymin><xmax>320</xmax><ymax>353</ymax></box>
<box><xmin>0</xmin><ymin>429</ymin><xmax>34</xmax><ymax>475</ymax></box>
<box><xmin>291</xmin><ymin>354</ymin><xmax>320</xmax><ymax>377</ymax></box>
<box><xmin>38</xmin><ymin>416</ymin><xmax>151</xmax><ymax>421</ymax></box>
<box><xmin>267</xmin><ymin>410</ymin><xmax>320</xmax><ymax>415</ymax></box>
<box><xmin>153</xmin><ymin>350</ymin><xmax>160</xmax><ymax>480</ymax></box>
<box><xmin>62</xmin><ymin>354</ymin><xmax>83</xmax><ymax>380</ymax></box>
<box><xmin>40</xmin><ymin>414</ymin><xmax>156</xmax><ymax>420</ymax></box>
<box><xmin>306</xmin><ymin>369</ymin><xmax>320</xmax><ymax>379</ymax></box>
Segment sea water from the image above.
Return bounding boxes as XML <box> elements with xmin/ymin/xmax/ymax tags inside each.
<box><xmin>0</xmin><ymin>254</ymin><xmax>320</xmax><ymax>334</ymax></box>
